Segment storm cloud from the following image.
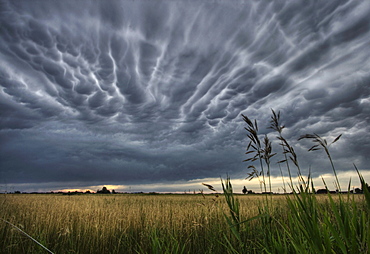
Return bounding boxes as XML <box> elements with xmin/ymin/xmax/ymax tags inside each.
<box><xmin>1</xmin><ymin>0</ymin><xmax>369</xmax><ymax>192</ymax></box>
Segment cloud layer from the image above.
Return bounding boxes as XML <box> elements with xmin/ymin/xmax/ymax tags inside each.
<box><xmin>1</xmin><ymin>0</ymin><xmax>369</xmax><ymax>192</ymax></box>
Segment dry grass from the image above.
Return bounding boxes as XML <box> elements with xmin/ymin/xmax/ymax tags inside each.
<box><xmin>0</xmin><ymin>193</ymin><xmax>267</xmax><ymax>253</ymax></box>
<box><xmin>0</xmin><ymin>192</ymin><xmax>366</xmax><ymax>253</ymax></box>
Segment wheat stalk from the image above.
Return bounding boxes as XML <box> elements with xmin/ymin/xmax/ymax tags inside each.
<box><xmin>298</xmin><ymin>133</ymin><xmax>342</xmax><ymax>191</ymax></box>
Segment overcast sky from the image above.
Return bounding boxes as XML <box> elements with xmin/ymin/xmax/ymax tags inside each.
<box><xmin>1</xmin><ymin>0</ymin><xmax>369</xmax><ymax>193</ymax></box>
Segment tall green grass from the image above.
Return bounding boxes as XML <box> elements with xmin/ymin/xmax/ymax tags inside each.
<box><xmin>217</xmin><ymin>110</ymin><xmax>369</xmax><ymax>253</ymax></box>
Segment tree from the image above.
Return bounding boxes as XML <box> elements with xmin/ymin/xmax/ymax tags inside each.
<box><xmin>242</xmin><ymin>186</ymin><xmax>247</xmax><ymax>194</ymax></box>
<box><xmin>97</xmin><ymin>186</ymin><xmax>111</xmax><ymax>194</ymax></box>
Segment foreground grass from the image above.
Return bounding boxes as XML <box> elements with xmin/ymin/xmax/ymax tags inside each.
<box><xmin>0</xmin><ymin>192</ymin><xmax>367</xmax><ymax>253</ymax></box>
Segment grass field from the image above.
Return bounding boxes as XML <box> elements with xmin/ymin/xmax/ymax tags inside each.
<box><xmin>0</xmin><ymin>190</ymin><xmax>368</xmax><ymax>254</ymax></box>
<box><xmin>0</xmin><ymin>193</ymin><xmax>274</xmax><ymax>254</ymax></box>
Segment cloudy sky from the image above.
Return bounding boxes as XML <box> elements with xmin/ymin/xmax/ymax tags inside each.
<box><xmin>1</xmin><ymin>0</ymin><xmax>369</xmax><ymax>193</ymax></box>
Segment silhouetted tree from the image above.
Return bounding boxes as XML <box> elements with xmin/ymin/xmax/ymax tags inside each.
<box><xmin>97</xmin><ymin>186</ymin><xmax>111</xmax><ymax>194</ymax></box>
<box><xmin>316</xmin><ymin>189</ymin><xmax>328</xmax><ymax>194</ymax></box>
<box><xmin>354</xmin><ymin>188</ymin><xmax>362</xmax><ymax>194</ymax></box>
<box><xmin>242</xmin><ymin>186</ymin><xmax>247</xmax><ymax>194</ymax></box>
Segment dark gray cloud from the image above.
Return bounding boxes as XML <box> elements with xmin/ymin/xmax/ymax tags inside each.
<box><xmin>1</xmin><ymin>0</ymin><xmax>369</xmax><ymax>192</ymax></box>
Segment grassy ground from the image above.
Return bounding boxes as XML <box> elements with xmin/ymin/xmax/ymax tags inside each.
<box><xmin>0</xmin><ymin>192</ymin><xmax>367</xmax><ymax>254</ymax></box>
<box><xmin>0</xmin><ymin>193</ymin><xmax>268</xmax><ymax>254</ymax></box>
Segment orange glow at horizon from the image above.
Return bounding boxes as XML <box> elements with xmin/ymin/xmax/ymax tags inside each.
<box><xmin>54</xmin><ymin>189</ymin><xmax>95</xmax><ymax>193</ymax></box>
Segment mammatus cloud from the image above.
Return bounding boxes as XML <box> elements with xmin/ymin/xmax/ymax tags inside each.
<box><xmin>0</xmin><ymin>0</ymin><xmax>369</xmax><ymax>192</ymax></box>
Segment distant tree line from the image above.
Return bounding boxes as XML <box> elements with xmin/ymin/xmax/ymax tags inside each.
<box><xmin>241</xmin><ymin>186</ymin><xmax>368</xmax><ymax>195</ymax></box>
<box><xmin>4</xmin><ymin>185</ymin><xmax>369</xmax><ymax>195</ymax></box>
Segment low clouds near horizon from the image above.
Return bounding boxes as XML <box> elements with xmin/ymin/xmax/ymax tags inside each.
<box><xmin>1</xmin><ymin>0</ymin><xmax>369</xmax><ymax>192</ymax></box>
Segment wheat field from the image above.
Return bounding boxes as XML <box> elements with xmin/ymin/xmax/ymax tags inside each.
<box><xmin>0</xmin><ymin>193</ymin><xmax>273</xmax><ymax>253</ymax></box>
<box><xmin>1</xmin><ymin>192</ymin><xmax>367</xmax><ymax>254</ymax></box>
<box><xmin>0</xmin><ymin>193</ymin><xmax>291</xmax><ymax>254</ymax></box>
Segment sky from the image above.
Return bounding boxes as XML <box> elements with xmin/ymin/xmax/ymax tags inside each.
<box><xmin>1</xmin><ymin>0</ymin><xmax>369</xmax><ymax>193</ymax></box>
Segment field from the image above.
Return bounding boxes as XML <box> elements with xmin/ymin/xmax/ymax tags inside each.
<box><xmin>1</xmin><ymin>193</ymin><xmax>268</xmax><ymax>254</ymax></box>
<box><xmin>0</xmin><ymin>189</ymin><xmax>368</xmax><ymax>254</ymax></box>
